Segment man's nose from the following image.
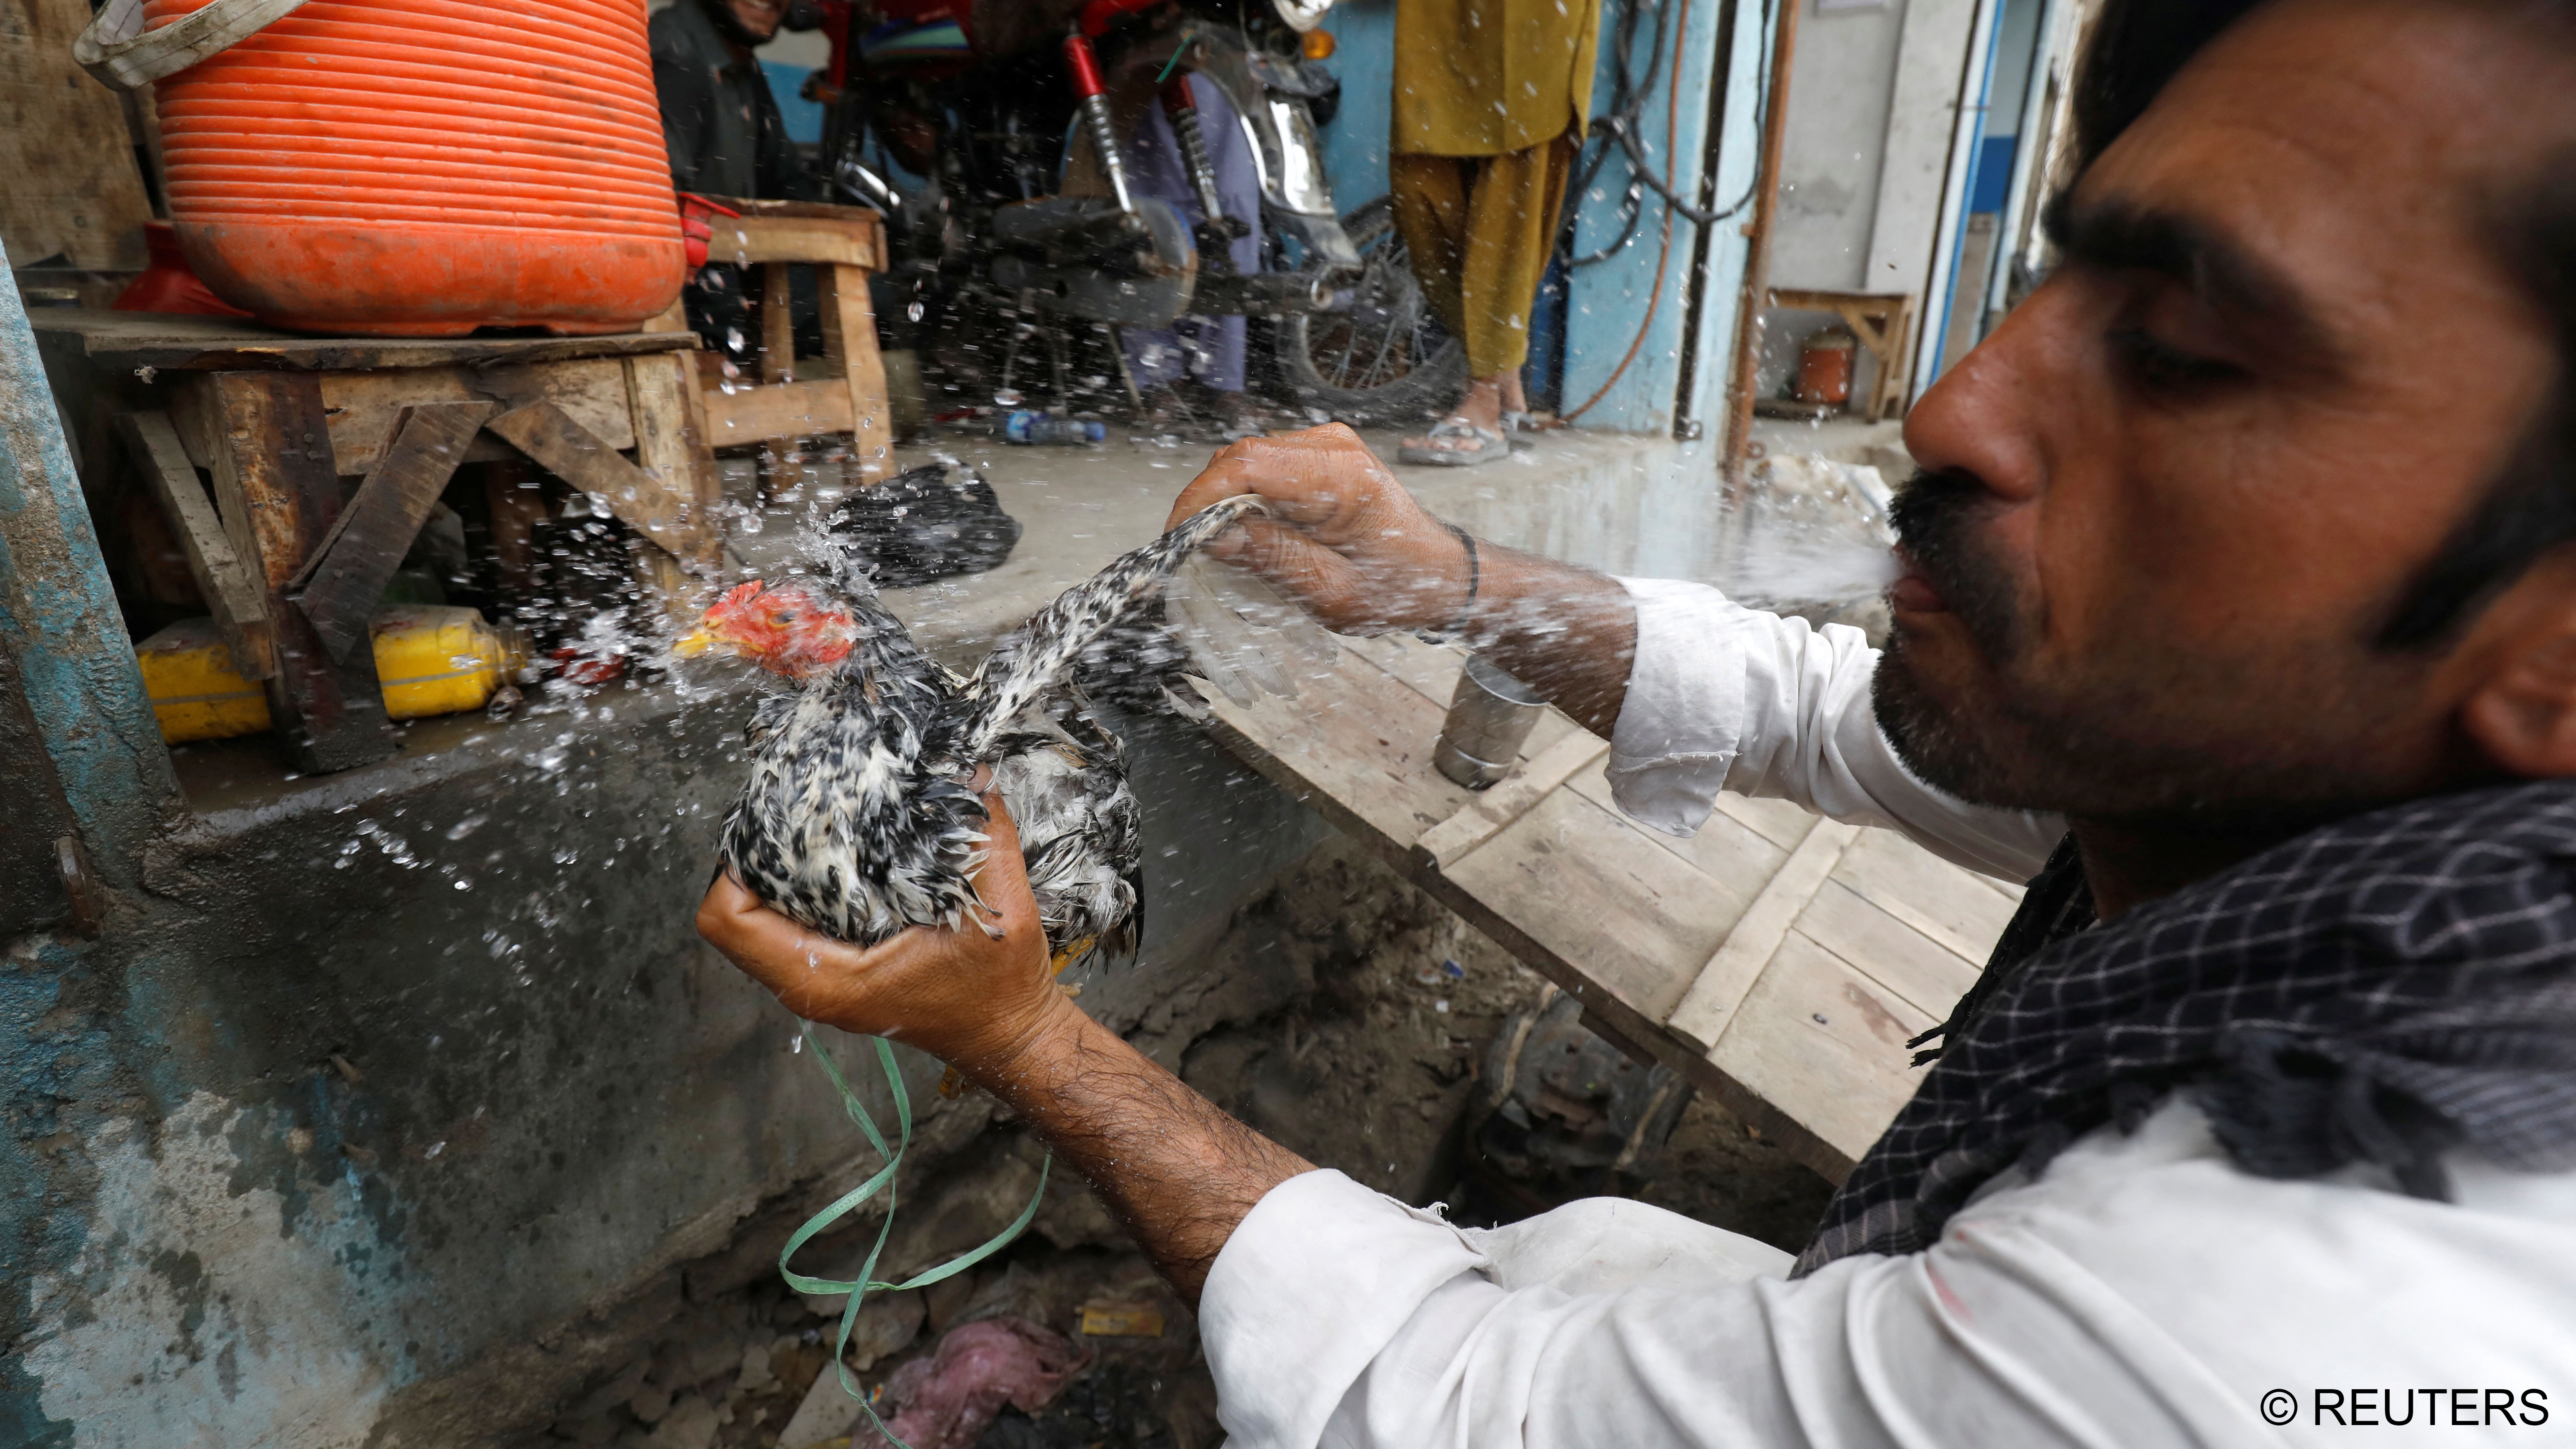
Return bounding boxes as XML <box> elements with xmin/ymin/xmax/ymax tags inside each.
<box><xmin>1900</xmin><ymin>284</ymin><xmax>2080</xmax><ymax>508</ymax></box>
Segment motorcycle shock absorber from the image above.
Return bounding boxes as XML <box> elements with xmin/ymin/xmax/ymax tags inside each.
<box><xmin>1158</xmin><ymin>74</ymin><xmax>1244</xmax><ymax>267</ymax></box>
<box><xmin>1062</xmin><ymin>30</ymin><xmax>1141</xmax><ymax>226</ymax></box>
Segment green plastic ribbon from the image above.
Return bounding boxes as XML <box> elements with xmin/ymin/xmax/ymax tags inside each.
<box><xmin>1155</xmin><ymin>37</ymin><xmax>1190</xmax><ymax>83</ymax></box>
<box><xmin>780</xmin><ymin>1022</ymin><xmax>1053</xmax><ymax>1447</ymax></box>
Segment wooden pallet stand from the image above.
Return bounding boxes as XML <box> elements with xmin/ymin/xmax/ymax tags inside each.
<box><xmin>1766</xmin><ymin>287</ymin><xmax>1917</xmax><ymax>423</ymax></box>
<box><xmin>37</xmin><ymin>311</ymin><xmax>721</xmax><ymax>773</ymax></box>
<box><xmin>647</xmin><ymin>198</ymin><xmax>895</xmax><ymax>488</ymax></box>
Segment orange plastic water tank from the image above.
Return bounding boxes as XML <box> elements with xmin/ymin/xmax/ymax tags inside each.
<box><xmin>147</xmin><ymin>0</ymin><xmax>685</xmax><ymax>336</ymax></box>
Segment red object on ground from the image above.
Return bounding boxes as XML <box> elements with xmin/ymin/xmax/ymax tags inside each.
<box><xmin>113</xmin><ymin>220</ymin><xmax>253</xmax><ymax>317</ymax></box>
<box><xmin>549</xmin><ymin>644</ymin><xmax>625</xmax><ymax>689</ymax></box>
<box><xmin>881</xmin><ymin>1317</ymin><xmax>1093</xmax><ymax>1449</ymax></box>
<box><xmin>143</xmin><ymin>0</ymin><xmax>686</xmax><ymax>337</ymax></box>
<box><xmin>1796</xmin><ymin>330</ymin><xmax>1857</xmax><ymax>407</ymax></box>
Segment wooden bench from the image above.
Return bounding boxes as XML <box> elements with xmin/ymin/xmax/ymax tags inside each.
<box><xmin>35</xmin><ymin>310</ymin><xmax>719</xmax><ymax>774</ymax></box>
<box><xmin>647</xmin><ymin>198</ymin><xmax>896</xmax><ymax>490</ymax></box>
<box><xmin>1204</xmin><ymin>634</ymin><xmax>2020</xmax><ymax>1181</ymax></box>
<box><xmin>1766</xmin><ymin>288</ymin><xmax>1916</xmax><ymax>424</ymax></box>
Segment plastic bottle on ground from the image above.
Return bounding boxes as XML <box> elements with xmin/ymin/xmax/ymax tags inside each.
<box><xmin>1001</xmin><ymin>411</ymin><xmax>1106</xmax><ymax>446</ymax></box>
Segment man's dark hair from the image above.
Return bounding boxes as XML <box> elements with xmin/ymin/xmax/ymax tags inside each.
<box><xmin>2066</xmin><ymin>0</ymin><xmax>2576</xmax><ymax>650</ymax></box>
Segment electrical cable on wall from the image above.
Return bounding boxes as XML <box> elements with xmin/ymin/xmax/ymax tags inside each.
<box><xmin>1555</xmin><ymin>0</ymin><xmax>1778</xmax><ymax>422</ymax></box>
<box><xmin>1563</xmin><ymin>0</ymin><xmax>1778</xmax><ymax>267</ymax></box>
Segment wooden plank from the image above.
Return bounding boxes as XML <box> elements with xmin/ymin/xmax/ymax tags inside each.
<box><xmin>319</xmin><ymin>359</ymin><xmax>634</xmax><ymax>475</ymax></box>
<box><xmin>25</xmin><ymin>309</ymin><xmax>696</xmax><ymax>373</ymax></box>
<box><xmin>1831</xmin><ymin>826</ymin><xmax>2027</xmax><ymax>961</ymax></box>
<box><xmin>486</xmin><ymin>400</ymin><xmax>694</xmax><ymax>560</ymax></box>
<box><xmin>1415</xmin><ymin>730</ymin><xmax>1611</xmax><ymax>869</ymax></box>
<box><xmin>191</xmin><ymin>370</ymin><xmax>394</xmax><ymax>773</ymax></box>
<box><xmin>699</xmin><ymin>378</ymin><xmax>856</xmax><ymax>447</ymax></box>
<box><xmin>1707</xmin><ymin>931</ymin><xmax>1939</xmax><ymax>1167</ymax></box>
<box><xmin>1202</xmin><ymin>645</ymin><xmax>1471</xmax><ymax>851</ymax></box>
<box><xmin>760</xmin><ymin>263</ymin><xmax>797</xmax><ymax>385</ymax></box>
<box><xmin>117</xmin><ymin>409</ymin><xmax>275</xmax><ymax>679</ymax></box>
<box><xmin>1665</xmin><ymin>819</ymin><xmax>1863</xmax><ymax>1050</ymax></box>
<box><xmin>699</xmin><ymin>204</ymin><xmax>885</xmax><ymax>269</ymax></box>
<box><xmin>819</xmin><ymin>262</ymin><xmax>893</xmax><ymax>483</ymax></box>
<box><xmin>481</xmin><ymin>457</ymin><xmax>547</xmax><ymax>600</ymax></box>
<box><xmin>1340</xmin><ymin>632</ymin><xmax>1582</xmax><ymax>757</ymax></box>
<box><xmin>1443</xmin><ymin>786</ymin><xmax>1761</xmax><ymax>1027</ymax></box>
<box><xmin>1342</xmin><ymin>631</ymin><xmax>1456</xmax><ymax>706</ymax></box>
<box><xmin>626</xmin><ymin>352</ymin><xmax>721</xmax><ymax>571</ymax></box>
<box><xmin>0</xmin><ymin>0</ymin><xmax>154</xmax><ymax>272</ymax></box>
<box><xmin>1791</xmin><ymin>878</ymin><xmax>1981</xmax><ymax>1021</ymax></box>
<box><xmin>290</xmin><ymin>401</ymin><xmax>492</xmax><ymax>661</ymax></box>
<box><xmin>1563</xmin><ymin>758</ymin><xmax>1798</xmax><ymax>883</ymax></box>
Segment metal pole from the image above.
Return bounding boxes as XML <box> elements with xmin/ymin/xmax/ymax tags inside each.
<box><xmin>0</xmin><ymin>241</ymin><xmax>179</xmax><ymax>882</ymax></box>
<box><xmin>1720</xmin><ymin>0</ymin><xmax>1803</xmax><ymax>499</ymax></box>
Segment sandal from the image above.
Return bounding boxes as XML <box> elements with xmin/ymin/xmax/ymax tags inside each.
<box><xmin>1398</xmin><ymin>416</ymin><xmax>1512</xmax><ymax>467</ymax></box>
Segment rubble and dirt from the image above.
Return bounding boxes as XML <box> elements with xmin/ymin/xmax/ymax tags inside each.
<box><xmin>523</xmin><ymin>837</ymin><xmax>1833</xmax><ymax>1449</ymax></box>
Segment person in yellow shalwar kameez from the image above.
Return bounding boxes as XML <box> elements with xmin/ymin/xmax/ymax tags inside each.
<box><xmin>1390</xmin><ymin>0</ymin><xmax>1598</xmax><ymax>464</ymax></box>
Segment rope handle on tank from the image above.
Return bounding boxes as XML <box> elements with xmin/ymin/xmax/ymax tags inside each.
<box><xmin>74</xmin><ymin>0</ymin><xmax>311</xmax><ymax>93</ymax></box>
<box><xmin>777</xmin><ymin>1022</ymin><xmax>1053</xmax><ymax>1449</ymax></box>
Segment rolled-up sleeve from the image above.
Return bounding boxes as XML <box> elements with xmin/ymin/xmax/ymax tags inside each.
<box><xmin>1605</xmin><ymin>577</ymin><xmax>2061</xmax><ymax>882</ymax></box>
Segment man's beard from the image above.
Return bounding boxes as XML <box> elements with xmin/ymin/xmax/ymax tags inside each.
<box><xmin>1870</xmin><ymin>469</ymin><xmax>2435</xmax><ymax>835</ymax></box>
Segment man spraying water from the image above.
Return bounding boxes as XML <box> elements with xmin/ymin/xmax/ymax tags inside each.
<box><xmin>704</xmin><ymin>0</ymin><xmax>2576</xmax><ymax>1438</ymax></box>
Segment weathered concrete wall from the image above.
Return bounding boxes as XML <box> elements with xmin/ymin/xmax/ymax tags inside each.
<box><xmin>1769</xmin><ymin>0</ymin><xmax>1909</xmax><ymax>295</ymax></box>
<box><xmin>3</xmin><ymin>670</ymin><xmax>1323</xmax><ymax>1447</ymax></box>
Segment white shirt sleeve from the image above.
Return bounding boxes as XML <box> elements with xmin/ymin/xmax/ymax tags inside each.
<box><xmin>1606</xmin><ymin>576</ymin><xmax>2064</xmax><ymax>882</ymax></box>
<box><xmin>1201</xmin><ymin>1106</ymin><xmax>2576</xmax><ymax>1449</ymax></box>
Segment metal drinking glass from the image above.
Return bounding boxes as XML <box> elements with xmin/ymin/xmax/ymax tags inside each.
<box><xmin>1435</xmin><ymin>654</ymin><xmax>1545</xmax><ymax>789</ymax></box>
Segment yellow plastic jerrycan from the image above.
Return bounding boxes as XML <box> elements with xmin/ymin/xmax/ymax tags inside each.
<box><xmin>137</xmin><ymin>606</ymin><xmax>528</xmax><ymax>744</ymax></box>
<box><xmin>370</xmin><ymin>606</ymin><xmax>528</xmax><ymax>721</ymax></box>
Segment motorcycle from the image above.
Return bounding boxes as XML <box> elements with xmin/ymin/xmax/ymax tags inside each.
<box><xmin>801</xmin><ymin>0</ymin><xmax>1468</xmax><ymax>424</ymax></box>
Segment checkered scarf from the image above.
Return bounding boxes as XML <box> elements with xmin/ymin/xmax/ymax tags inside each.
<box><xmin>1795</xmin><ymin>778</ymin><xmax>2576</xmax><ymax>1275</ymax></box>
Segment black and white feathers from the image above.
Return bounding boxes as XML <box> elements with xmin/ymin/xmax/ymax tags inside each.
<box><xmin>710</xmin><ymin>494</ymin><xmax>1271</xmax><ymax>964</ymax></box>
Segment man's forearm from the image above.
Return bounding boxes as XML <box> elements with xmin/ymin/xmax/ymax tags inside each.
<box><xmin>968</xmin><ymin>1002</ymin><xmax>1315</xmax><ymax>1302</ymax></box>
<box><xmin>1452</xmin><ymin>538</ymin><xmax>1639</xmax><ymax>740</ymax></box>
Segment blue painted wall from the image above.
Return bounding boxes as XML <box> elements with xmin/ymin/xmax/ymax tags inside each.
<box><xmin>1314</xmin><ymin>0</ymin><xmax>1776</xmax><ymax>436</ymax></box>
<box><xmin>1316</xmin><ymin>0</ymin><xmax>1398</xmax><ymax>218</ymax></box>
<box><xmin>766</xmin><ymin>59</ymin><xmax>829</xmax><ymax>145</ymax></box>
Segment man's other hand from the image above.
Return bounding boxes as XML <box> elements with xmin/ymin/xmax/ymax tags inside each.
<box><xmin>1165</xmin><ymin>422</ymin><xmax>1469</xmax><ymax>636</ymax></box>
<box><xmin>695</xmin><ymin>787</ymin><xmax>1073</xmax><ymax>1077</ymax></box>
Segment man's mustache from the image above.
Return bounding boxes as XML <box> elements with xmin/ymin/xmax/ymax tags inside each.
<box><xmin>1887</xmin><ymin>468</ymin><xmax>2022</xmax><ymax>660</ymax></box>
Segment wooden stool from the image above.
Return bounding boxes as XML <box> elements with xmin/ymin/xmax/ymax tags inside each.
<box><xmin>36</xmin><ymin>311</ymin><xmax>721</xmax><ymax>773</ymax></box>
<box><xmin>647</xmin><ymin>198</ymin><xmax>895</xmax><ymax>489</ymax></box>
<box><xmin>1766</xmin><ymin>288</ymin><xmax>1916</xmax><ymax>423</ymax></box>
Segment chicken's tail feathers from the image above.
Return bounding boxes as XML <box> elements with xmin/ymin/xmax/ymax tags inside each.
<box><xmin>958</xmin><ymin>494</ymin><xmax>1269</xmax><ymax>758</ymax></box>
<box><xmin>1163</xmin><ymin>554</ymin><xmax>1337</xmax><ymax>709</ymax></box>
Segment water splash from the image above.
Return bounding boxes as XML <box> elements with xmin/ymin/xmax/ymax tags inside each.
<box><xmin>1711</xmin><ymin>454</ymin><xmax>1901</xmax><ymax>616</ymax></box>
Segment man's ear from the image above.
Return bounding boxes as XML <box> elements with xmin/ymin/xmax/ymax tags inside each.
<box><xmin>2459</xmin><ymin>566</ymin><xmax>2576</xmax><ymax>777</ymax></box>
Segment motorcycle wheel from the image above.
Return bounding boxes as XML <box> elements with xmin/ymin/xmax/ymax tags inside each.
<box><xmin>1273</xmin><ymin>196</ymin><xmax>1470</xmax><ymax>426</ymax></box>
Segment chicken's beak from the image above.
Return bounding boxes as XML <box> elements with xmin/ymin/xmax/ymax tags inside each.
<box><xmin>670</xmin><ymin>627</ymin><xmax>726</xmax><ymax>660</ymax></box>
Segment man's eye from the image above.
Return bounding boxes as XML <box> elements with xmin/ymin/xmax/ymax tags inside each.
<box><xmin>2108</xmin><ymin>326</ymin><xmax>2245</xmax><ymax>394</ymax></box>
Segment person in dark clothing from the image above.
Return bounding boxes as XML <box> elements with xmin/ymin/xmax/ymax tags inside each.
<box><xmin>651</xmin><ymin>0</ymin><xmax>811</xmax><ymax>365</ymax></box>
